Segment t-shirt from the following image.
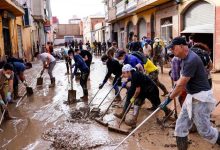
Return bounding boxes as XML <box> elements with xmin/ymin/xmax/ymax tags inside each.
<box><xmin>39</xmin><ymin>52</ymin><xmax>56</xmax><ymax>63</ymax></box>
<box><xmin>127</xmin><ymin>70</ymin><xmax>156</xmax><ymax>101</ymax></box>
<box><xmin>181</xmin><ymin>50</ymin><xmax>210</xmax><ymax>94</ymax></box>
<box><xmin>129</xmin><ymin>42</ymin><xmax>142</xmax><ymax>52</ymax></box>
<box><xmin>0</xmin><ymin>69</ymin><xmax>14</xmax><ymax>89</ymax></box>
<box><xmin>12</xmin><ymin>62</ymin><xmax>26</xmax><ymax>74</ymax></box>
<box><xmin>124</xmin><ymin>54</ymin><xmax>143</xmax><ymax>68</ymax></box>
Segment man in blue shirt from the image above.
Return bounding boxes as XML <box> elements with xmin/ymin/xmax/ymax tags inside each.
<box><xmin>116</xmin><ymin>50</ymin><xmax>144</xmax><ymax>73</ymax></box>
<box><xmin>10</xmin><ymin>62</ymin><xmax>32</xmax><ymax>100</ymax></box>
<box><xmin>70</xmin><ymin>48</ymin><xmax>90</xmax><ymax>100</ymax></box>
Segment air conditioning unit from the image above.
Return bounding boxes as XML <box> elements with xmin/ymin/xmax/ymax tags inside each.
<box><xmin>23</xmin><ymin>7</ymin><xmax>31</xmax><ymax>27</ymax></box>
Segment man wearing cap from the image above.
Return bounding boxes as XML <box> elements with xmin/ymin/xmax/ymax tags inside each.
<box><xmin>116</xmin><ymin>50</ymin><xmax>145</xmax><ymax>73</ymax></box>
<box><xmin>114</xmin><ymin>64</ymin><xmax>171</xmax><ymax>128</ymax></box>
<box><xmin>160</xmin><ymin>37</ymin><xmax>219</xmax><ymax>149</ymax></box>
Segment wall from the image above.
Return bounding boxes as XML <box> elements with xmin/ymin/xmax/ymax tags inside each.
<box><xmin>0</xmin><ymin>16</ymin><xmax>4</xmax><ymax>60</ymax></box>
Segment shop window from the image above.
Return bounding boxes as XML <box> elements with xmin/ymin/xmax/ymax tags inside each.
<box><xmin>161</xmin><ymin>17</ymin><xmax>172</xmax><ymax>43</ymax></box>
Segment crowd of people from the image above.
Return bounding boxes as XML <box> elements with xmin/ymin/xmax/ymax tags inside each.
<box><xmin>0</xmin><ymin>33</ymin><xmax>220</xmax><ymax>149</ymax></box>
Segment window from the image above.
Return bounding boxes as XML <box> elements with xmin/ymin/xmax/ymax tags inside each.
<box><xmin>161</xmin><ymin>17</ymin><xmax>172</xmax><ymax>43</ymax></box>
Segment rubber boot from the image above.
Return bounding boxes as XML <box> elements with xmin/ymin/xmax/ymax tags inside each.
<box><xmin>176</xmin><ymin>136</ymin><xmax>188</xmax><ymax>150</ymax></box>
<box><xmin>125</xmin><ymin>105</ymin><xmax>140</xmax><ymax>128</ymax></box>
<box><xmin>49</xmin><ymin>78</ymin><xmax>55</xmax><ymax>88</ymax></box>
<box><xmin>80</xmin><ymin>89</ymin><xmax>88</xmax><ymax>100</ymax></box>
<box><xmin>217</xmin><ymin>132</ymin><xmax>220</xmax><ymax>145</ymax></box>
<box><xmin>114</xmin><ymin>109</ymin><xmax>125</xmax><ymax>119</ymax></box>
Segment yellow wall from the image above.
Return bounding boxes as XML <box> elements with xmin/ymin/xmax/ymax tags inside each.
<box><xmin>0</xmin><ymin>16</ymin><xmax>4</xmax><ymax>60</ymax></box>
<box><xmin>9</xmin><ymin>18</ymin><xmax>18</xmax><ymax>57</ymax></box>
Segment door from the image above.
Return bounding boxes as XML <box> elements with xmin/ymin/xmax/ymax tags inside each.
<box><xmin>2</xmin><ymin>18</ymin><xmax>11</xmax><ymax>57</ymax></box>
<box><xmin>138</xmin><ymin>19</ymin><xmax>147</xmax><ymax>40</ymax></box>
<box><xmin>17</xmin><ymin>25</ymin><xmax>23</xmax><ymax>58</ymax></box>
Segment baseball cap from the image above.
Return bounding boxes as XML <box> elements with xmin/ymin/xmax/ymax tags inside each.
<box><xmin>167</xmin><ymin>37</ymin><xmax>188</xmax><ymax>49</ymax></box>
<box><xmin>115</xmin><ymin>50</ymin><xmax>126</xmax><ymax>58</ymax></box>
<box><xmin>122</xmin><ymin>64</ymin><xmax>134</xmax><ymax>72</ymax></box>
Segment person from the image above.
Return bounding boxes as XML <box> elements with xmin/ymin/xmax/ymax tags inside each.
<box><xmin>79</xmin><ymin>40</ymin><xmax>83</xmax><ymax>50</ymax></box>
<box><xmin>63</xmin><ymin>42</ymin><xmax>71</xmax><ymax>75</ymax></box>
<box><xmin>34</xmin><ymin>52</ymin><xmax>56</xmax><ymax>88</ymax></box>
<box><xmin>106</xmin><ymin>41</ymin><xmax>117</xmax><ymax>59</ymax></box>
<box><xmin>99</xmin><ymin>54</ymin><xmax>122</xmax><ymax>101</ymax></box>
<box><xmin>71</xmin><ymin>40</ymin><xmax>75</xmax><ymax>49</ymax></box>
<box><xmin>152</xmin><ymin>38</ymin><xmax>164</xmax><ymax>73</ymax></box>
<box><xmin>79</xmin><ymin>49</ymin><xmax>93</xmax><ymax>71</ymax></box>
<box><xmin>143</xmin><ymin>58</ymin><xmax>169</xmax><ymax>96</ymax></box>
<box><xmin>143</xmin><ymin>42</ymin><xmax>152</xmax><ymax>58</ymax></box>
<box><xmin>192</xmin><ymin>43</ymin><xmax>213</xmax><ymax>88</ymax></box>
<box><xmin>97</xmin><ymin>41</ymin><xmax>102</xmax><ymax>55</ymax></box>
<box><xmin>0</xmin><ymin>63</ymin><xmax>14</xmax><ymax>119</ymax></box>
<box><xmin>74</xmin><ymin>39</ymin><xmax>78</xmax><ymax>49</ymax></box>
<box><xmin>10</xmin><ymin>62</ymin><xmax>32</xmax><ymax>100</ymax></box>
<box><xmin>115</xmin><ymin>50</ymin><xmax>144</xmax><ymax>73</ymax></box>
<box><xmin>168</xmin><ymin>53</ymin><xmax>186</xmax><ymax>107</ymax></box>
<box><xmin>102</xmin><ymin>41</ymin><xmax>107</xmax><ymax>54</ymax></box>
<box><xmin>107</xmin><ymin>40</ymin><xmax>111</xmax><ymax>48</ymax></box>
<box><xmin>129</xmin><ymin>35</ymin><xmax>142</xmax><ymax>52</ymax></box>
<box><xmin>161</xmin><ymin>37</ymin><xmax>220</xmax><ymax>149</ymax></box>
<box><xmin>93</xmin><ymin>40</ymin><xmax>98</xmax><ymax>55</ymax></box>
<box><xmin>71</xmin><ymin>49</ymin><xmax>90</xmax><ymax>100</ymax></box>
<box><xmin>86</xmin><ymin>41</ymin><xmax>91</xmax><ymax>51</ymax></box>
<box><xmin>114</xmin><ymin>64</ymin><xmax>171</xmax><ymax>128</ymax></box>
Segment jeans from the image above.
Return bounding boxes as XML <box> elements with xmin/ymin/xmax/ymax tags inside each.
<box><xmin>80</xmin><ymin>72</ymin><xmax>89</xmax><ymax>91</ymax></box>
<box><xmin>175</xmin><ymin>98</ymin><xmax>218</xmax><ymax>144</ymax></box>
<box><xmin>48</xmin><ymin>61</ymin><xmax>56</xmax><ymax>79</ymax></box>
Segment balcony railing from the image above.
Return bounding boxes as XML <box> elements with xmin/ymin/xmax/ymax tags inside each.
<box><xmin>126</xmin><ymin>0</ymin><xmax>137</xmax><ymax>12</ymax></box>
<box><xmin>116</xmin><ymin>1</ymin><xmax>126</xmax><ymax>16</ymax></box>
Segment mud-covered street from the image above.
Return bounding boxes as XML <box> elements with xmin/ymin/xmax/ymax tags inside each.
<box><xmin>0</xmin><ymin>56</ymin><xmax>220</xmax><ymax>150</ymax></box>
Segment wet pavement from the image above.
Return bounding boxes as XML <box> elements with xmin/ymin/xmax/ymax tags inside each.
<box><xmin>0</xmin><ymin>55</ymin><xmax>220</xmax><ymax>150</ymax></box>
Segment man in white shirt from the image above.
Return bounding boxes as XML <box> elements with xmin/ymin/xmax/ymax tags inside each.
<box><xmin>34</xmin><ymin>52</ymin><xmax>56</xmax><ymax>88</ymax></box>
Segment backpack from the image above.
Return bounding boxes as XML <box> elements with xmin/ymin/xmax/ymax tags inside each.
<box><xmin>191</xmin><ymin>48</ymin><xmax>210</xmax><ymax>66</ymax></box>
<box><xmin>131</xmin><ymin>51</ymin><xmax>148</xmax><ymax>64</ymax></box>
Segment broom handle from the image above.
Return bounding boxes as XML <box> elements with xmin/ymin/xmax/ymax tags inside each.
<box><xmin>0</xmin><ymin>102</ymin><xmax>8</xmax><ymax>126</ymax></box>
<box><xmin>119</xmin><ymin>102</ymin><xmax>132</xmax><ymax>128</ymax></box>
<box><xmin>97</xmin><ymin>78</ymin><xmax>120</xmax><ymax>108</ymax></box>
<box><xmin>114</xmin><ymin>107</ymin><xmax>161</xmax><ymax>150</ymax></box>
<box><xmin>70</xmin><ymin>61</ymin><xmax>73</xmax><ymax>90</ymax></box>
<box><xmin>88</xmin><ymin>89</ymin><xmax>101</xmax><ymax>106</ymax></box>
<box><xmin>101</xmin><ymin>89</ymin><xmax>125</xmax><ymax>119</ymax></box>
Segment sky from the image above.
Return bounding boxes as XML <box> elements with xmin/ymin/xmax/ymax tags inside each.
<box><xmin>51</xmin><ymin>0</ymin><xmax>105</xmax><ymax>23</ymax></box>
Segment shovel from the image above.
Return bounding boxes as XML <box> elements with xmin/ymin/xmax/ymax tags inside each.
<box><xmin>95</xmin><ymin>88</ymin><xmax>125</xmax><ymax>126</ymax></box>
<box><xmin>108</xmin><ymin>101</ymin><xmax>132</xmax><ymax>135</ymax></box>
<box><xmin>36</xmin><ymin>69</ymin><xmax>44</xmax><ymax>86</ymax></box>
<box><xmin>68</xmin><ymin>62</ymin><xmax>76</xmax><ymax>104</ymax></box>
<box><xmin>23</xmin><ymin>82</ymin><xmax>33</xmax><ymax>96</ymax></box>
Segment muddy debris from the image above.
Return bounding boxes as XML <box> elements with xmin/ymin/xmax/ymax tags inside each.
<box><xmin>42</xmin><ymin>123</ymin><xmax>113</xmax><ymax>150</ymax></box>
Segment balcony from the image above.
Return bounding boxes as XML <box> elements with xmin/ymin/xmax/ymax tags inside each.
<box><xmin>108</xmin><ymin>7</ymin><xmax>116</xmax><ymax>22</ymax></box>
<box><xmin>126</xmin><ymin>0</ymin><xmax>137</xmax><ymax>13</ymax></box>
<box><xmin>137</xmin><ymin>0</ymin><xmax>171</xmax><ymax>10</ymax></box>
<box><xmin>0</xmin><ymin>0</ymin><xmax>24</xmax><ymax>16</ymax></box>
<box><xmin>32</xmin><ymin>0</ymin><xmax>45</xmax><ymax>22</ymax></box>
<box><xmin>116</xmin><ymin>1</ymin><xmax>126</xmax><ymax>16</ymax></box>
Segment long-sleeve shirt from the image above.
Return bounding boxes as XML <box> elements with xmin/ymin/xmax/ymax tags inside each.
<box><xmin>124</xmin><ymin>54</ymin><xmax>143</xmax><ymax>68</ymax></box>
<box><xmin>171</xmin><ymin>56</ymin><xmax>181</xmax><ymax>81</ymax></box>
<box><xmin>103</xmin><ymin>59</ymin><xmax>122</xmax><ymax>84</ymax></box>
<box><xmin>73</xmin><ymin>54</ymin><xmax>89</xmax><ymax>75</ymax></box>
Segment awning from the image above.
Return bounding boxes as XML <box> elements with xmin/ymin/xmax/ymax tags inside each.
<box><xmin>0</xmin><ymin>0</ymin><xmax>24</xmax><ymax>16</ymax></box>
<box><xmin>181</xmin><ymin>24</ymin><xmax>214</xmax><ymax>34</ymax></box>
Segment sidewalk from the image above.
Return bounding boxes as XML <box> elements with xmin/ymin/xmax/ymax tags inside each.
<box><xmin>18</xmin><ymin>61</ymin><xmax>42</xmax><ymax>97</ymax></box>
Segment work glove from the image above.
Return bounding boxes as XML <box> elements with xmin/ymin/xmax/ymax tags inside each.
<box><xmin>122</xmin><ymin>82</ymin><xmax>127</xmax><ymax>88</ymax></box>
<box><xmin>159</xmin><ymin>96</ymin><xmax>172</xmax><ymax>109</ymax></box>
<box><xmin>23</xmin><ymin>80</ymin><xmax>28</xmax><ymax>87</ymax></box>
<box><xmin>99</xmin><ymin>83</ymin><xmax>104</xmax><ymax>89</ymax></box>
<box><xmin>0</xmin><ymin>100</ymin><xmax>7</xmax><ymax>110</ymax></box>
<box><xmin>130</xmin><ymin>97</ymin><xmax>135</xmax><ymax>104</ymax></box>
<box><xmin>6</xmin><ymin>92</ymin><xmax>12</xmax><ymax>103</ymax></box>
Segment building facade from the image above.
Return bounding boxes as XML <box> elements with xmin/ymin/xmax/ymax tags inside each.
<box><xmin>83</xmin><ymin>16</ymin><xmax>105</xmax><ymax>44</ymax></box>
<box><xmin>105</xmin><ymin>0</ymin><xmax>220</xmax><ymax>70</ymax></box>
<box><xmin>0</xmin><ymin>0</ymin><xmax>53</xmax><ymax>61</ymax></box>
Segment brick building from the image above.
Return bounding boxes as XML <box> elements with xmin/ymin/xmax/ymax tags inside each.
<box><xmin>105</xmin><ymin>0</ymin><xmax>220</xmax><ymax>70</ymax></box>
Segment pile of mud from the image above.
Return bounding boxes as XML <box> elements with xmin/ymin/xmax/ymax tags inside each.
<box><xmin>42</xmin><ymin>123</ymin><xmax>113</xmax><ymax>150</ymax></box>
